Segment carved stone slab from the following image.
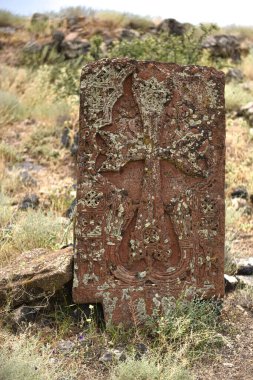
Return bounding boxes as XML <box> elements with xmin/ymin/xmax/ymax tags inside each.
<box><xmin>73</xmin><ymin>58</ymin><xmax>225</xmax><ymax>325</ymax></box>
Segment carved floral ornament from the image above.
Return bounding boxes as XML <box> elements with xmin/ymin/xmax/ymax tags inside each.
<box><xmin>73</xmin><ymin>59</ymin><xmax>225</xmax><ymax>324</ymax></box>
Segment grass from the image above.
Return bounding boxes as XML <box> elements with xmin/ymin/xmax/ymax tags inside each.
<box><xmin>241</xmin><ymin>52</ymin><xmax>253</xmax><ymax>80</ymax></box>
<box><xmin>0</xmin><ymin>142</ymin><xmax>21</xmax><ymax>164</ymax></box>
<box><xmin>11</xmin><ymin>209</ymin><xmax>70</xmax><ymax>252</ymax></box>
<box><xmin>0</xmin><ymin>331</ymin><xmax>77</xmax><ymax>380</ymax></box>
<box><xmin>110</xmin><ymin>354</ymin><xmax>192</xmax><ymax>380</ymax></box>
<box><xmin>0</xmin><ymin>192</ymin><xmax>13</xmax><ymax>229</ymax></box>
<box><xmin>225</xmin><ymin>82</ymin><xmax>253</xmax><ymax>112</ymax></box>
<box><xmin>0</xmin><ymin>90</ymin><xmax>24</xmax><ymax>128</ymax></box>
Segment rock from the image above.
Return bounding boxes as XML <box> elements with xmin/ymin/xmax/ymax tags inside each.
<box><xmin>65</xmin><ymin>32</ymin><xmax>79</xmax><ymax>41</ymax></box>
<box><xmin>115</xmin><ymin>28</ymin><xmax>140</xmax><ymax>40</ymax></box>
<box><xmin>235</xmin><ymin>257</ymin><xmax>253</xmax><ymax>275</ymax></box>
<box><xmin>237</xmin><ymin>275</ymin><xmax>253</xmax><ymax>287</ymax></box>
<box><xmin>57</xmin><ymin>340</ymin><xmax>75</xmax><ymax>353</ymax></box>
<box><xmin>65</xmin><ymin>199</ymin><xmax>76</xmax><ymax>219</ymax></box>
<box><xmin>61</xmin><ymin>39</ymin><xmax>90</xmax><ymax>59</ymax></box>
<box><xmin>66</xmin><ymin>16</ymin><xmax>86</xmax><ymax>29</ymax></box>
<box><xmin>231</xmin><ymin>186</ymin><xmax>248</xmax><ymax>200</ymax></box>
<box><xmin>23</xmin><ymin>40</ymin><xmax>43</xmax><ymax>53</ymax></box>
<box><xmin>31</xmin><ymin>13</ymin><xmax>49</xmax><ymax>24</ymax></box>
<box><xmin>19</xmin><ymin>171</ymin><xmax>37</xmax><ymax>186</ymax></box>
<box><xmin>10</xmin><ymin>305</ymin><xmax>40</xmax><ymax>325</ymax></box>
<box><xmin>135</xmin><ymin>342</ymin><xmax>148</xmax><ymax>359</ymax></box>
<box><xmin>250</xmin><ymin>194</ymin><xmax>253</xmax><ymax>204</ymax></box>
<box><xmin>202</xmin><ymin>35</ymin><xmax>241</xmax><ymax>62</ymax></box>
<box><xmin>99</xmin><ymin>349</ymin><xmax>126</xmax><ymax>363</ymax></box>
<box><xmin>0</xmin><ymin>246</ymin><xmax>73</xmax><ymax>307</ymax></box>
<box><xmin>224</xmin><ymin>274</ymin><xmax>238</xmax><ymax>292</ymax></box>
<box><xmin>225</xmin><ymin>68</ymin><xmax>244</xmax><ymax>83</ymax></box>
<box><xmin>52</xmin><ymin>30</ymin><xmax>65</xmax><ymax>44</ymax></box>
<box><xmin>19</xmin><ymin>194</ymin><xmax>39</xmax><ymax>210</ymax></box>
<box><xmin>157</xmin><ymin>18</ymin><xmax>186</xmax><ymax>35</ymax></box>
<box><xmin>61</xmin><ymin>127</ymin><xmax>71</xmax><ymax>148</ymax></box>
<box><xmin>231</xmin><ymin>197</ymin><xmax>247</xmax><ymax>210</ymax></box>
<box><xmin>237</xmin><ymin>102</ymin><xmax>253</xmax><ymax>127</ymax></box>
<box><xmin>70</xmin><ymin>132</ymin><xmax>78</xmax><ymax>157</ymax></box>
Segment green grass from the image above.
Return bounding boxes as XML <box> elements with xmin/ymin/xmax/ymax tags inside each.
<box><xmin>11</xmin><ymin>209</ymin><xmax>70</xmax><ymax>252</ymax></box>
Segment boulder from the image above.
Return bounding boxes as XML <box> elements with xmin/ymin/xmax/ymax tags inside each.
<box><xmin>157</xmin><ymin>18</ymin><xmax>186</xmax><ymax>35</ymax></box>
<box><xmin>115</xmin><ymin>28</ymin><xmax>140</xmax><ymax>40</ymax></box>
<box><xmin>31</xmin><ymin>13</ymin><xmax>49</xmax><ymax>24</ymax></box>
<box><xmin>225</xmin><ymin>68</ymin><xmax>244</xmax><ymax>83</ymax></box>
<box><xmin>19</xmin><ymin>194</ymin><xmax>39</xmax><ymax>210</ymax></box>
<box><xmin>202</xmin><ymin>35</ymin><xmax>241</xmax><ymax>62</ymax></box>
<box><xmin>0</xmin><ymin>247</ymin><xmax>73</xmax><ymax>307</ymax></box>
<box><xmin>61</xmin><ymin>39</ymin><xmax>90</xmax><ymax>59</ymax></box>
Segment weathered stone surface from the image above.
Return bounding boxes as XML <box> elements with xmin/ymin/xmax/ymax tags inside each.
<box><xmin>0</xmin><ymin>247</ymin><xmax>73</xmax><ymax>307</ymax></box>
<box><xmin>202</xmin><ymin>35</ymin><xmax>241</xmax><ymax>62</ymax></box>
<box><xmin>73</xmin><ymin>58</ymin><xmax>225</xmax><ymax>325</ymax></box>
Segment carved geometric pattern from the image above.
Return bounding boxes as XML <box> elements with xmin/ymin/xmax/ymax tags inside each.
<box><xmin>73</xmin><ymin>59</ymin><xmax>225</xmax><ymax>325</ymax></box>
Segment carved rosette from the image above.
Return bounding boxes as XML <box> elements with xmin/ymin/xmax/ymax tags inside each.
<box><xmin>74</xmin><ymin>59</ymin><xmax>225</xmax><ymax>324</ymax></box>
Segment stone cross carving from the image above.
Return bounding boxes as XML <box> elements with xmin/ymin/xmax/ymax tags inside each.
<box><xmin>73</xmin><ymin>59</ymin><xmax>225</xmax><ymax>325</ymax></box>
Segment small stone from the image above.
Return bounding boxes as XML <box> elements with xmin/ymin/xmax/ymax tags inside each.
<box><xmin>61</xmin><ymin>127</ymin><xmax>71</xmax><ymax>148</ymax></box>
<box><xmin>231</xmin><ymin>186</ymin><xmax>248</xmax><ymax>200</ymax></box>
<box><xmin>225</xmin><ymin>68</ymin><xmax>244</xmax><ymax>83</ymax></box>
<box><xmin>223</xmin><ymin>362</ymin><xmax>234</xmax><ymax>368</ymax></box>
<box><xmin>57</xmin><ymin>340</ymin><xmax>75</xmax><ymax>352</ymax></box>
<box><xmin>99</xmin><ymin>349</ymin><xmax>126</xmax><ymax>363</ymax></box>
<box><xmin>236</xmin><ymin>257</ymin><xmax>253</xmax><ymax>275</ymax></box>
<box><xmin>19</xmin><ymin>171</ymin><xmax>37</xmax><ymax>186</ymax></box>
<box><xmin>19</xmin><ymin>194</ymin><xmax>39</xmax><ymax>210</ymax></box>
<box><xmin>10</xmin><ymin>305</ymin><xmax>39</xmax><ymax>325</ymax></box>
<box><xmin>231</xmin><ymin>197</ymin><xmax>247</xmax><ymax>210</ymax></box>
<box><xmin>224</xmin><ymin>274</ymin><xmax>238</xmax><ymax>292</ymax></box>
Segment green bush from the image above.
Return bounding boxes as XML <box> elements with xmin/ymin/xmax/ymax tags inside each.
<box><xmin>109</xmin><ymin>24</ymin><xmax>217</xmax><ymax>64</ymax></box>
<box><xmin>146</xmin><ymin>295</ymin><xmax>223</xmax><ymax>359</ymax></box>
<box><xmin>0</xmin><ymin>9</ymin><xmax>24</xmax><ymax>27</ymax></box>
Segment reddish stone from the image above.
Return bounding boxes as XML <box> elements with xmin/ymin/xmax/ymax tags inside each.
<box><xmin>73</xmin><ymin>58</ymin><xmax>225</xmax><ymax>325</ymax></box>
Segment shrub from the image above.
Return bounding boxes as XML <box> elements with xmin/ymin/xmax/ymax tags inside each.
<box><xmin>0</xmin><ymin>90</ymin><xmax>23</xmax><ymax>127</ymax></box>
<box><xmin>109</xmin><ymin>24</ymin><xmax>217</xmax><ymax>65</ymax></box>
<box><xmin>146</xmin><ymin>295</ymin><xmax>223</xmax><ymax>360</ymax></box>
<box><xmin>11</xmin><ymin>209</ymin><xmax>70</xmax><ymax>251</ymax></box>
<box><xmin>0</xmin><ymin>9</ymin><xmax>24</xmax><ymax>27</ymax></box>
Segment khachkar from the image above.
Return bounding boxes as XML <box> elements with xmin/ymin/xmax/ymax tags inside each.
<box><xmin>73</xmin><ymin>58</ymin><xmax>225</xmax><ymax>325</ymax></box>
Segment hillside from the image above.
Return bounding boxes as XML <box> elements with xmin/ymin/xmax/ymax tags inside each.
<box><xmin>0</xmin><ymin>7</ymin><xmax>253</xmax><ymax>380</ymax></box>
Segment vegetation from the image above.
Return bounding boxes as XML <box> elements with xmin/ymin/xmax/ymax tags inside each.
<box><xmin>0</xmin><ymin>6</ymin><xmax>253</xmax><ymax>380</ymax></box>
